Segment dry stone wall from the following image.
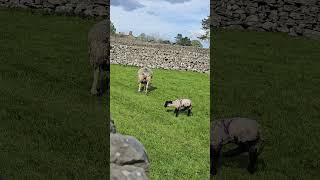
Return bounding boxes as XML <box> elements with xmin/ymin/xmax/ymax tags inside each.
<box><xmin>0</xmin><ymin>0</ymin><xmax>108</xmax><ymax>17</ymax></box>
<box><xmin>110</xmin><ymin>36</ymin><xmax>210</xmax><ymax>73</ymax></box>
<box><xmin>211</xmin><ymin>0</ymin><xmax>320</xmax><ymax>39</ymax></box>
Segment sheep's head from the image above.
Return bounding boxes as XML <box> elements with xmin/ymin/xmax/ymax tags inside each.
<box><xmin>164</xmin><ymin>101</ymin><xmax>172</xmax><ymax>107</ymax></box>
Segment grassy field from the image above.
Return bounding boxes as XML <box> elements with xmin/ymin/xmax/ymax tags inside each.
<box><xmin>110</xmin><ymin>65</ymin><xmax>210</xmax><ymax>179</ymax></box>
<box><xmin>211</xmin><ymin>29</ymin><xmax>320</xmax><ymax>179</ymax></box>
<box><xmin>0</xmin><ymin>9</ymin><xmax>109</xmax><ymax>178</ymax></box>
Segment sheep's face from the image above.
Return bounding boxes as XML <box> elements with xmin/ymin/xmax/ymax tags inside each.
<box><xmin>164</xmin><ymin>101</ymin><xmax>172</xmax><ymax>107</ymax></box>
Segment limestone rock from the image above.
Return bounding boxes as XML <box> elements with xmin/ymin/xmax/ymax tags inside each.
<box><xmin>110</xmin><ymin>164</ymin><xmax>148</xmax><ymax>180</ymax></box>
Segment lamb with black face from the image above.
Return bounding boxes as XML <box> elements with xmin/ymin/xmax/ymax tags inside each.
<box><xmin>164</xmin><ymin>99</ymin><xmax>192</xmax><ymax>117</ymax></box>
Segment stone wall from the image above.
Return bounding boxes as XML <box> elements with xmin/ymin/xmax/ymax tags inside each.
<box><xmin>0</xmin><ymin>0</ymin><xmax>108</xmax><ymax>17</ymax></box>
<box><xmin>211</xmin><ymin>0</ymin><xmax>320</xmax><ymax>39</ymax></box>
<box><xmin>110</xmin><ymin>36</ymin><xmax>210</xmax><ymax>73</ymax></box>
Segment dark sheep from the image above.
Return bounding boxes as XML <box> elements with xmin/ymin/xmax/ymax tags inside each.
<box><xmin>88</xmin><ymin>20</ymin><xmax>109</xmax><ymax>96</ymax></box>
<box><xmin>210</xmin><ymin>117</ymin><xmax>265</xmax><ymax>175</ymax></box>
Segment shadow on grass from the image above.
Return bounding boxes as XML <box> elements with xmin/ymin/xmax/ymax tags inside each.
<box><xmin>137</xmin><ymin>85</ymin><xmax>158</xmax><ymax>95</ymax></box>
<box><xmin>221</xmin><ymin>153</ymin><xmax>267</xmax><ymax>171</ymax></box>
<box><xmin>165</xmin><ymin>109</ymin><xmax>193</xmax><ymax>117</ymax></box>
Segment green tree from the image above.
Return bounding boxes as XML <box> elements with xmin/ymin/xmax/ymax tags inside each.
<box><xmin>175</xmin><ymin>33</ymin><xmax>183</xmax><ymax>43</ymax></box>
<box><xmin>146</xmin><ymin>35</ymin><xmax>156</xmax><ymax>42</ymax></box>
<box><xmin>175</xmin><ymin>34</ymin><xmax>192</xmax><ymax>46</ymax></box>
<box><xmin>191</xmin><ymin>40</ymin><xmax>203</xmax><ymax>48</ymax></box>
<box><xmin>137</xmin><ymin>33</ymin><xmax>147</xmax><ymax>41</ymax></box>
<box><xmin>199</xmin><ymin>16</ymin><xmax>210</xmax><ymax>40</ymax></box>
<box><xmin>110</xmin><ymin>21</ymin><xmax>116</xmax><ymax>35</ymax></box>
<box><xmin>180</xmin><ymin>37</ymin><xmax>192</xmax><ymax>46</ymax></box>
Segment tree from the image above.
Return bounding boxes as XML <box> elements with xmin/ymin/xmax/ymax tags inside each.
<box><xmin>175</xmin><ymin>34</ymin><xmax>192</xmax><ymax>46</ymax></box>
<box><xmin>199</xmin><ymin>16</ymin><xmax>210</xmax><ymax>40</ymax></box>
<box><xmin>180</xmin><ymin>37</ymin><xmax>192</xmax><ymax>46</ymax></box>
<box><xmin>191</xmin><ymin>40</ymin><xmax>203</xmax><ymax>48</ymax></box>
<box><xmin>175</xmin><ymin>33</ymin><xmax>183</xmax><ymax>43</ymax></box>
<box><xmin>137</xmin><ymin>33</ymin><xmax>147</xmax><ymax>41</ymax></box>
<box><xmin>110</xmin><ymin>21</ymin><xmax>116</xmax><ymax>35</ymax></box>
<box><xmin>146</xmin><ymin>35</ymin><xmax>156</xmax><ymax>42</ymax></box>
<box><xmin>160</xmin><ymin>40</ymin><xmax>171</xmax><ymax>44</ymax></box>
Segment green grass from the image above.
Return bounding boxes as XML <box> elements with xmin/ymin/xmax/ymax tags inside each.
<box><xmin>0</xmin><ymin>8</ymin><xmax>108</xmax><ymax>178</ymax></box>
<box><xmin>211</xmin><ymin>29</ymin><xmax>320</xmax><ymax>179</ymax></box>
<box><xmin>110</xmin><ymin>65</ymin><xmax>210</xmax><ymax>179</ymax></box>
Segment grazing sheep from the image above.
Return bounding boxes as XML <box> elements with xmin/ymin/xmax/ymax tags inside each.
<box><xmin>88</xmin><ymin>20</ymin><xmax>109</xmax><ymax>96</ymax></box>
<box><xmin>164</xmin><ymin>99</ymin><xmax>192</xmax><ymax>117</ymax></box>
<box><xmin>210</xmin><ymin>117</ymin><xmax>265</xmax><ymax>176</ymax></box>
<box><xmin>138</xmin><ymin>67</ymin><xmax>153</xmax><ymax>94</ymax></box>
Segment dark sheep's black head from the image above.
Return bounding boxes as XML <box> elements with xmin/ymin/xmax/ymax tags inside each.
<box><xmin>164</xmin><ymin>101</ymin><xmax>172</xmax><ymax>107</ymax></box>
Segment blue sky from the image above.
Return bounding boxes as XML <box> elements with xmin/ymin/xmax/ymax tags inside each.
<box><xmin>110</xmin><ymin>0</ymin><xmax>210</xmax><ymax>48</ymax></box>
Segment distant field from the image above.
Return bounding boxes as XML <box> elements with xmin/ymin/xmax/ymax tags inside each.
<box><xmin>110</xmin><ymin>65</ymin><xmax>210</xmax><ymax>179</ymax></box>
<box><xmin>0</xmin><ymin>8</ymin><xmax>108</xmax><ymax>178</ymax></box>
<box><xmin>211</xmin><ymin>29</ymin><xmax>320</xmax><ymax>179</ymax></box>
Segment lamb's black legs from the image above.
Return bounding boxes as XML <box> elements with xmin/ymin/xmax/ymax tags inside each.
<box><xmin>187</xmin><ymin>109</ymin><xmax>191</xmax><ymax>116</ymax></box>
<box><xmin>210</xmin><ymin>145</ymin><xmax>221</xmax><ymax>176</ymax></box>
<box><xmin>174</xmin><ymin>108</ymin><xmax>179</xmax><ymax>117</ymax></box>
<box><xmin>247</xmin><ymin>146</ymin><xmax>258</xmax><ymax>174</ymax></box>
<box><xmin>173</xmin><ymin>108</ymin><xmax>192</xmax><ymax>117</ymax></box>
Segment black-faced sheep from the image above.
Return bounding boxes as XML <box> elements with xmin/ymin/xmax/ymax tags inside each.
<box><xmin>164</xmin><ymin>99</ymin><xmax>192</xmax><ymax>117</ymax></box>
<box><xmin>138</xmin><ymin>67</ymin><xmax>153</xmax><ymax>94</ymax></box>
<box><xmin>88</xmin><ymin>20</ymin><xmax>109</xmax><ymax>96</ymax></box>
<box><xmin>210</xmin><ymin>117</ymin><xmax>265</xmax><ymax>176</ymax></box>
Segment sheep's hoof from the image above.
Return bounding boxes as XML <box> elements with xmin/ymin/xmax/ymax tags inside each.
<box><xmin>91</xmin><ymin>89</ymin><xmax>99</xmax><ymax>96</ymax></box>
<box><xmin>211</xmin><ymin>168</ymin><xmax>217</xmax><ymax>176</ymax></box>
<box><xmin>247</xmin><ymin>165</ymin><xmax>256</xmax><ymax>174</ymax></box>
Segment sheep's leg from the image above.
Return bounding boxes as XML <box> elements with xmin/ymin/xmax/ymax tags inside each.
<box><xmin>138</xmin><ymin>83</ymin><xmax>142</xmax><ymax>92</ymax></box>
<box><xmin>145</xmin><ymin>81</ymin><xmax>149</xmax><ymax>94</ymax></box>
<box><xmin>106</xmin><ymin>70</ymin><xmax>110</xmax><ymax>92</ymax></box>
<box><xmin>90</xmin><ymin>65</ymin><xmax>100</xmax><ymax>95</ymax></box>
<box><xmin>247</xmin><ymin>145</ymin><xmax>258</xmax><ymax>174</ymax></box>
<box><xmin>97</xmin><ymin>65</ymin><xmax>104</xmax><ymax>95</ymax></box>
<box><xmin>175</xmin><ymin>108</ymin><xmax>179</xmax><ymax>117</ymax></box>
<box><xmin>187</xmin><ymin>109</ymin><xmax>191</xmax><ymax>116</ymax></box>
<box><xmin>211</xmin><ymin>145</ymin><xmax>221</xmax><ymax>176</ymax></box>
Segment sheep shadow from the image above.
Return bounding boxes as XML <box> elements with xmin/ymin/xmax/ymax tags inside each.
<box><xmin>165</xmin><ymin>109</ymin><xmax>193</xmax><ymax>117</ymax></box>
<box><xmin>220</xmin><ymin>152</ymin><xmax>266</xmax><ymax>171</ymax></box>
<box><xmin>147</xmin><ymin>85</ymin><xmax>157</xmax><ymax>92</ymax></box>
<box><xmin>137</xmin><ymin>85</ymin><xmax>157</xmax><ymax>94</ymax></box>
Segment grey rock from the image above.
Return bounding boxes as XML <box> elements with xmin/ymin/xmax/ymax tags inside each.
<box><xmin>48</xmin><ymin>0</ymin><xmax>67</xmax><ymax>5</ymax></box>
<box><xmin>277</xmin><ymin>26</ymin><xmax>290</xmax><ymax>33</ymax></box>
<box><xmin>92</xmin><ymin>5</ymin><xmax>107</xmax><ymax>16</ymax></box>
<box><xmin>55</xmin><ymin>5</ymin><xmax>73</xmax><ymax>14</ymax></box>
<box><xmin>110</xmin><ymin>164</ymin><xmax>148</xmax><ymax>180</ymax></box>
<box><xmin>74</xmin><ymin>3</ymin><xmax>88</xmax><ymax>14</ymax></box>
<box><xmin>262</xmin><ymin>21</ymin><xmax>275</xmax><ymax>30</ymax></box>
<box><xmin>20</xmin><ymin>0</ymin><xmax>33</xmax><ymax>5</ymax></box>
<box><xmin>303</xmin><ymin>29</ymin><xmax>320</xmax><ymax>39</ymax></box>
<box><xmin>110</xmin><ymin>133</ymin><xmax>149</xmax><ymax>172</ymax></box>
<box><xmin>245</xmin><ymin>15</ymin><xmax>259</xmax><ymax>25</ymax></box>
